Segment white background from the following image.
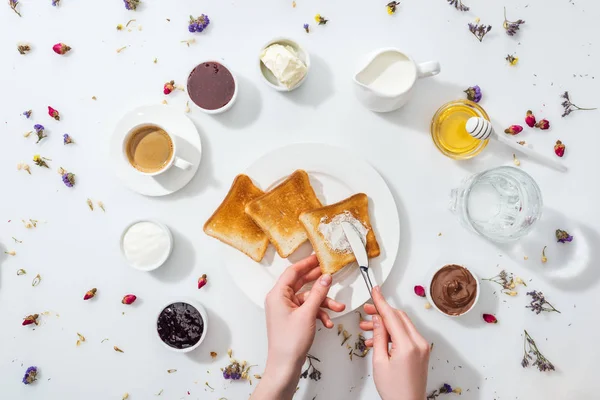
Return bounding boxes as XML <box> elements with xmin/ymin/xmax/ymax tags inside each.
<box><xmin>1</xmin><ymin>0</ymin><xmax>599</xmax><ymax>399</ymax></box>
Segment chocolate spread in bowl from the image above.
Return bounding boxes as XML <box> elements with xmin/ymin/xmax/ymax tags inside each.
<box><xmin>157</xmin><ymin>302</ymin><xmax>204</xmax><ymax>349</ymax></box>
<box><xmin>430</xmin><ymin>264</ymin><xmax>478</xmax><ymax>316</ymax></box>
<box><xmin>187</xmin><ymin>61</ymin><xmax>235</xmax><ymax>110</ymax></box>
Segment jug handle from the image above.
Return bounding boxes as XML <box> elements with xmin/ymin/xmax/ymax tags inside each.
<box><xmin>417</xmin><ymin>61</ymin><xmax>441</xmax><ymax>78</ymax></box>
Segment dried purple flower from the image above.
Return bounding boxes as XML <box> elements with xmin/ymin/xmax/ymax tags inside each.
<box><xmin>526</xmin><ymin>291</ymin><xmax>560</xmax><ymax>314</ymax></box>
<box><xmin>9</xmin><ymin>0</ymin><xmax>21</xmax><ymax>16</ymax></box>
<box><xmin>561</xmin><ymin>91</ymin><xmax>597</xmax><ymax>117</ymax></box>
<box><xmin>427</xmin><ymin>383</ymin><xmax>462</xmax><ymax>399</ymax></box>
<box><xmin>22</xmin><ymin>366</ymin><xmax>38</xmax><ymax>384</ymax></box>
<box><xmin>468</xmin><ymin>22</ymin><xmax>492</xmax><ymax>42</ymax></box>
<box><xmin>556</xmin><ymin>229</ymin><xmax>573</xmax><ymax>243</ymax></box>
<box><xmin>447</xmin><ymin>0</ymin><xmax>469</xmax><ymax>12</ymax></box>
<box><xmin>63</xmin><ymin>133</ymin><xmax>73</xmax><ymax>145</ymax></box>
<box><xmin>23</xmin><ymin>110</ymin><xmax>32</xmax><ymax>118</ymax></box>
<box><xmin>464</xmin><ymin>85</ymin><xmax>482</xmax><ymax>103</ymax></box>
<box><xmin>62</xmin><ymin>172</ymin><xmax>75</xmax><ymax>187</ymax></box>
<box><xmin>123</xmin><ymin>0</ymin><xmax>139</xmax><ymax>10</ymax></box>
<box><xmin>300</xmin><ymin>354</ymin><xmax>322</xmax><ymax>381</ymax></box>
<box><xmin>522</xmin><ymin>330</ymin><xmax>555</xmax><ymax>372</ymax></box>
<box><xmin>503</xmin><ymin>7</ymin><xmax>525</xmax><ymax>36</ymax></box>
<box><xmin>52</xmin><ymin>0</ymin><xmax>60</xmax><ymax>5</ymax></box>
<box><xmin>34</xmin><ymin>124</ymin><xmax>46</xmax><ymax>143</ymax></box>
<box><xmin>303</xmin><ymin>23</ymin><xmax>309</xmax><ymax>33</ymax></box>
<box><xmin>188</xmin><ymin>14</ymin><xmax>210</xmax><ymax>33</ymax></box>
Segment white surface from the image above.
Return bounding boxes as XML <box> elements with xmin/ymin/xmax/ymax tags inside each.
<box><xmin>121</xmin><ymin>220</ymin><xmax>173</xmax><ymax>271</ymax></box>
<box><xmin>1</xmin><ymin>0</ymin><xmax>599</xmax><ymax>399</ymax></box>
<box><xmin>111</xmin><ymin>105</ymin><xmax>202</xmax><ymax>196</ymax></box>
<box><xmin>224</xmin><ymin>143</ymin><xmax>399</xmax><ymax>317</ymax></box>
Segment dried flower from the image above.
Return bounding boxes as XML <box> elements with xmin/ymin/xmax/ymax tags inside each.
<box><xmin>303</xmin><ymin>23</ymin><xmax>309</xmax><ymax>33</ymax></box>
<box><xmin>17</xmin><ymin>269</ymin><xmax>27</xmax><ymax>275</ymax></box>
<box><xmin>227</xmin><ymin>348</ymin><xmax>233</xmax><ymax>358</ymax></box>
<box><xmin>555</xmin><ymin>229</ymin><xmax>573</xmax><ymax>243</ymax></box>
<box><xmin>482</xmin><ymin>313</ymin><xmax>497</xmax><ymax>323</ymax></box>
<box><xmin>353</xmin><ymin>334</ymin><xmax>370</xmax><ymax>358</ymax></box>
<box><xmin>122</xmin><ymin>294</ymin><xmax>137</xmax><ymax>305</ymax></box>
<box><xmin>123</xmin><ymin>0</ymin><xmax>139</xmax><ymax>10</ymax></box>
<box><xmin>468</xmin><ymin>22</ymin><xmax>492</xmax><ymax>42</ymax></box>
<box><xmin>561</xmin><ymin>91</ymin><xmax>597</xmax><ymax>117</ymax></box>
<box><xmin>386</xmin><ymin>1</ymin><xmax>401</xmax><ymax>14</ymax></box>
<box><xmin>483</xmin><ymin>270</ymin><xmax>518</xmax><ymax>294</ymax></box>
<box><xmin>77</xmin><ymin>332</ymin><xmax>86</xmax><ymax>345</ymax></box>
<box><xmin>506</xmin><ymin>54</ymin><xmax>519</xmax><ymax>65</ymax></box>
<box><xmin>47</xmin><ymin>106</ymin><xmax>60</xmax><ymax>121</ymax></box>
<box><xmin>300</xmin><ymin>354</ymin><xmax>322</xmax><ymax>381</ymax></box>
<box><xmin>188</xmin><ymin>14</ymin><xmax>210</xmax><ymax>33</ymax></box>
<box><xmin>515</xmin><ymin>277</ymin><xmax>527</xmax><ymax>286</ymax></box>
<box><xmin>503</xmin><ymin>8</ymin><xmax>525</xmax><ymax>36</ymax></box>
<box><xmin>513</xmin><ymin>153</ymin><xmax>520</xmax><ymax>166</ymax></box>
<box><xmin>32</xmin><ymin>274</ymin><xmax>41</xmax><ymax>287</ymax></box>
<box><xmin>314</xmin><ymin>14</ymin><xmax>328</xmax><ymax>25</ymax></box>
<box><xmin>341</xmin><ymin>329</ymin><xmax>352</xmax><ymax>346</ymax></box>
<box><xmin>5</xmin><ymin>250</ymin><xmax>16</xmax><ymax>256</ymax></box>
<box><xmin>63</xmin><ymin>134</ymin><xmax>73</xmax><ymax>144</ymax></box>
<box><xmin>34</xmin><ymin>124</ymin><xmax>47</xmax><ymax>143</ymax></box>
<box><xmin>52</xmin><ymin>43</ymin><xmax>71</xmax><ymax>55</ymax></box>
<box><xmin>522</xmin><ymin>330</ymin><xmax>555</xmax><ymax>371</ymax></box>
<box><xmin>517</xmin><ymin>141</ymin><xmax>526</xmax><ymax>146</ymax></box>
<box><xmin>181</xmin><ymin>38</ymin><xmax>196</xmax><ymax>47</ymax></box>
<box><xmin>114</xmin><ymin>345</ymin><xmax>124</xmax><ymax>353</ymax></box>
<box><xmin>222</xmin><ymin>360</ymin><xmax>243</xmax><ymax>380</ymax></box>
<box><xmin>116</xmin><ymin>24</ymin><xmax>123</xmax><ymax>30</ymax></box>
<box><xmin>210</xmin><ymin>351</ymin><xmax>217</xmax><ymax>359</ymax></box>
<box><xmin>9</xmin><ymin>0</ymin><xmax>21</xmax><ymax>16</ymax></box>
<box><xmin>535</xmin><ymin>119</ymin><xmax>550</xmax><ymax>130</ymax></box>
<box><xmin>98</xmin><ymin>201</ymin><xmax>105</xmax><ymax>212</ymax></box>
<box><xmin>414</xmin><ymin>285</ymin><xmax>426</xmax><ymax>297</ymax></box>
<box><xmin>427</xmin><ymin>383</ymin><xmax>462</xmax><ymax>399</ymax></box>
<box><xmin>447</xmin><ymin>0</ymin><xmax>469</xmax><ymax>11</ymax></box>
<box><xmin>198</xmin><ymin>274</ymin><xmax>208</xmax><ymax>289</ymax></box>
<box><xmin>17</xmin><ymin>44</ymin><xmax>31</xmax><ymax>55</ymax></box>
<box><xmin>22</xmin><ymin>366</ymin><xmax>38</xmax><ymax>384</ymax></box>
<box><xmin>505</xmin><ymin>290</ymin><xmax>518</xmax><ymax>296</ymax></box>
<box><xmin>541</xmin><ymin>246</ymin><xmax>548</xmax><ymax>263</ymax></box>
<box><xmin>504</xmin><ymin>125</ymin><xmax>523</xmax><ymax>135</ymax></box>
<box><xmin>62</xmin><ymin>171</ymin><xmax>75</xmax><ymax>187</ymax></box>
<box><xmin>163</xmin><ymin>80</ymin><xmax>175</xmax><ymax>95</ymax></box>
<box><xmin>122</xmin><ymin>394</ymin><xmax>129</xmax><ymax>400</ymax></box>
<box><xmin>167</xmin><ymin>369</ymin><xmax>177</xmax><ymax>373</ymax></box>
<box><xmin>52</xmin><ymin>0</ymin><xmax>60</xmax><ymax>5</ymax></box>
<box><xmin>33</xmin><ymin>155</ymin><xmax>50</xmax><ymax>168</ymax></box>
<box><xmin>552</xmin><ymin>140</ymin><xmax>566</xmax><ymax>158</ymax></box>
<box><xmin>526</xmin><ymin>291</ymin><xmax>560</xmax><ymax>314</ymax></box>
<box><xmin>424</xmin><ymin>302</ymin><xmax>432</xmax><ymax>309</ymax></box>
<box><xmin>525</xmin><ymin>110</ymin><xmax>536</xmax><ymax>127</ymax></box>
<box><xmin>86</xmin><ymin>198</ymin><xmax>94</xmax><ymax>211</ymax></box>
<box><xmin>116</xmin><ymin>46</ymin><xmax>128</xmax><ymax>53</ymax></box>
<box><xmin>83</xmin><ymin>288</ymin><xmax>97</xmax><ymax>300</ymax></box>
<box><xmin>464</xmin><ymin>85</ymin><xmax>482</xmax><ymax>103</ymax></box>
<box><xmin>23</xmin><ymin>314</ymin><xmax>39</xmax><ymax>326</ymax></box>
<box><xmin>23</xmin><ymin>109</ymin><xmax>32</xmax><ymax>118</ymax></box>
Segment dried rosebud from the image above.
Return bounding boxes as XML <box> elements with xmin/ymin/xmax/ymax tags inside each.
<box><xmin>554</xmin><ymin>140</ymin><xmax>565</xmax><ymax>157</ymax></box>
<box><xmin>504</xmin><ymin>125</ymin><xmax>523</xmax><ymax>135</ymax></box>
<box><xmin>525</xmin><ymin>110</ymin><xmax>536</xmax><ymax>128</ymax></box>
<box><xmin>83</xmin><ymin>288</ymin><xmax>97</xmax><ymax>300</ymax></box>
<box><xmin>535</xmin><ymin>119</ymin><xmax>550</xmax><ymax>130</ymax></box>
<box><xmin>163</xmin><ymin>80</ymin><xmax>175</xmax><ymax>95</ymax></box>
<box><xmin>198</xmin><ymin>274</ymin><xmax>208</xmax><ymax>289</ymax></box>
<box><xmin>48</xmin><ymin>106</ymin><xmax>60</xmax><ymax>120</ymax></box>
<box><xmin>121</xmin><ymin>294</ymin><xmax>137</xmax><ymax>305</ymax></box>
<box><xmin>414</xmin><ymin>285</ymin><xmax>426</xmax><ymax>297</ymax></box>
<box><xmin>555</xmin><ymin>229</ymin><xmax>573</xmax><ymax>243</ymax></box>
<box><xmin>52</xmin><ymin>42</ymin><xmax>71</xmax><ymax>55</ymax></box>
<box><xmin>482</xmin><ymin>313</ymin><xmax>498</xmax><ymax>323</ymax></box>
<box><xmin>23</xmin><ymin>314</ymin><xmax>39</xmax><ymax>326</ymax></box>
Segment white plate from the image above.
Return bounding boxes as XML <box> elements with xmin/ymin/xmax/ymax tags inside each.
<box><xmin>222</xmin><ymin>143</ymin><xmax>400</xmax><ymax>318</ymax></box>
<box><xmin>111</xmin><ymin>105</ymin><xmax>202</xmax><ymax>197</ymax></box>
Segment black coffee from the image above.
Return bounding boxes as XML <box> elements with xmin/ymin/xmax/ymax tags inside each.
<box><xmin>157</xmin><ymin>302</ymin><xmax>204</xmax><ymax>349</ymax></box>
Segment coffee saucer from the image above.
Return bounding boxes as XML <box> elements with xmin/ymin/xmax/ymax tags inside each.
<box><xmin>111</xmin><ymin>105</ymin><xmax>202</xmax><ymax>196</ymax></box>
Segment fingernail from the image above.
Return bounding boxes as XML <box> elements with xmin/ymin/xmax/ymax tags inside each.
<box><xmin>319</xmin><ymin>274</ymin><xmax>332</xmax><ymax>286</ymax></box>
<box><xmin>373</xmin><ymin>315</ymin><xmax>380</xmax><ymax>328</ymax></box>
<box><xmin>374</xmin><ymin>286</ymin><xmax>381</xmax><ymax>293</ymax></box>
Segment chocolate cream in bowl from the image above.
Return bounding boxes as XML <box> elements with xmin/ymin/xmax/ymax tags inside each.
<box><xmin>430</xmin><ymin>264</ymin><xmax>477</xmax><ymax>316</ymax></box>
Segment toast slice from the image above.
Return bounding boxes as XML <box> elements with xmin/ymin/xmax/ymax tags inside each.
<box><xmin>299</xmin><ymin>193</ymin><xmax>380</xmax><ymax>275</ymax></box>
<box><xmin>245</xmin><ymin>170</ymin><xmax>322</xmax><ymax>258</ymax></box>
<box><xmin>204</xmin><ymin>175</ymin><xmax>270</xmax><ymax>262</ymax></box>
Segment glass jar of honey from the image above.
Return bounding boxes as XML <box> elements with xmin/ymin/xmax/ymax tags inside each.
<box><xmin>430</xmin><ymin>99</ymin><xmax>490</xmax><ymax>160</ymax></box>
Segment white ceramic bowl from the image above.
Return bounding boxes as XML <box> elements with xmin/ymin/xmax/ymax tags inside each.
<box><xmin>425</xmin><ymin>264</ymin><xmax>480</xmax><ymax>317</ymax></box>
<box><xmin>120</xmin><ymin>220</ymin><xmax>173</xmax><ymax>271</ymax></box>
<box><xmin>156</xmin><ymin>299</ymin><xmax>208</xmax><ymax>353</ymax></box>
<box><xmin>258</xmin><ymin>37</ymin><xmax>310</xmax><ymax>92</ymax></box>
<box><xmin>187</xmin><ymin>60</ymin><xmax>238</xmax><ymax>114</ymax></box>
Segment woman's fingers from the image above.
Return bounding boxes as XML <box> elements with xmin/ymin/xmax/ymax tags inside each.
<box><xmin>371</xmin><ymin>315</ymin><xmax>391</xmax><ymax>362</ymax></box>
<box><xmin>292</xmin><ymin>266</ymin><xmax>322</xmax><ymax>293</ymax></box>
<box><xmin>364</xmin><ymin>303</ymin><xmax>377</xmax><ymax>315</ymax></box>
<box><xmin>317</xmin><ymin>309</ymin><xmax>334</xmax><ymax>328</ymax></box>
<box><xmin>359</xmin><ymin>320</ymin><xmax>374</xmax><ymax>331</ymax></box>
<box><xmin>395</xmin><ymin>310</ymin><xmax>429</xmax><ymax>349</ymax></box>
<box><xmin>371</xmin><ymin>286</ymin><xmax>412</xmax><ymax>346</ymax></box>
<box><xmin>277</xmin><ymin>255</ymin><xmax>320</xmax><ymax>289</ymax></box>
<box><xmin>297</xmin><ymin>292</ymin><xmax>346</xmax><ymax>312</ymax></box>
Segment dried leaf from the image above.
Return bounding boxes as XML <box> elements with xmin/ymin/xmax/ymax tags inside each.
<box><xmin>23</xmin><ymin>131</ymin><xmax>32</xmax><ymax>138</ymax></box>
<box><xmin>5</xmin><ymin>250</ymin><xmax>16</xmax><ymax>256</ymax></box>
<box><xmin>77</xmin><ymin>332</ymin><xmax>86</xmax><ymax>342</ymax></box>
<box><xmin>32</xmin><ymin>274</ymin><xmax>41</xmax><ymax>287</ymax></box>
<box><xmin>86</xmin><ymin>199</ymin><xmax>94</xmax><ymax>211</ymax></box>
<box><xmin>98</xmin><ymin>201</ymin><xmax>105</xmax><ymax>212</ymax></box>
<box><xmin>167</xmin><ymin>369</ymin><xmax>177</xmax><ymax>373</ymax></box>
<box><xmin>341</xmin><ymin>330</ymin><xmax>352</xmax><ymax>346</ymax></box>
<box><xmin>101</xmin><ymin>338</ymin><xmax>109</xmax><ymax>343</ymax></box>
<box><xmin>17</xmin><ymin>269</ymin><xmax>27</xmax><ymax>275</ymax></box>
<box><xmin>116</xmin><ymin>46</ymin><xmax>128</xmax><ymax>53</ymax></box>
<box><xmin>337</xmin><ymin>324</ymin><xmax>344</xmax><ymax>336</ymax></box>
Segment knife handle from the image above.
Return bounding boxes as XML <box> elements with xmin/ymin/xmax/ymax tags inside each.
<box><xmin>360</xmin><ymin>266</ymin><xmax>379</xmax><ymax>314</ymax></box>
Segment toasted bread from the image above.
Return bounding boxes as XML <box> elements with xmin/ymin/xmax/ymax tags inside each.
<box><xmin>245</xmin><ymin>170</ymin><xmax>322</xmax><ymax>258</ymax></box>
<box><xmin>299</xmin><ymin>193</ymin><xmax>380</xmax><ymax>275</ymax></box>
<box><xmin>204</xmin><ymin>175</ymin><xmax>270</xmax><ymax>262</ymax></box>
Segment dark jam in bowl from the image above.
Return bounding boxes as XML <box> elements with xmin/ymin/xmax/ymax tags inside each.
<box><xmin>187</xmin><ymin>61</ymin><xmax>235</xmax><ymax>110</ymax></box>
<box><xmin>157</xmin><ymin>302</ymin><xmax>204</xmax><ymax>349</ymax></box>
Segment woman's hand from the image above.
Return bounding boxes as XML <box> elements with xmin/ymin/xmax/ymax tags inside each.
<box><xmin>251</xmin><ymin>255</ymin><xmax>345</xmax><ymax>400</ymax></box>
<box><xmin>359</xmin><ymin>286</ymin><xmax>430</xmax><ymax>400</ymax></box>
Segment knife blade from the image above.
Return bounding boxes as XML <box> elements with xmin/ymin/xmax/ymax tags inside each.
<box><xmin>341</xmin><ymin>222</ymin><xmax>377</xmax><ymax>311</ymax></box>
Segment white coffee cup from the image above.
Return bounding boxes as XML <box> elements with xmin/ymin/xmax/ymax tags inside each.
<box><xmin>123</xmin><ymin>123</ymin><xmax>193</xmax><ymax>176</ymax></box>
<box><xmin>353</xmin><ymin>48</ymin><xmax>441</xmax><ymax>113</ymax></box>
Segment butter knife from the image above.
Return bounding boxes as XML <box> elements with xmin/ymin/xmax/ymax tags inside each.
<box><xmin>341</xmin><ymin>222</ymin><xmax>378</xmax><ymax>309</ymax></box>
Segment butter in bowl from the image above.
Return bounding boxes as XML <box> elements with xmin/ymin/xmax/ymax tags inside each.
<box><xmin>259</xmin><ymin>38</ymin><xmax>310</xmax><ymax>91</ymax></box>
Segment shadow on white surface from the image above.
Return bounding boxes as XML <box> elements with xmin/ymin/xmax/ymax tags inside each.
<box><xmin>213</xmin><ymin>75</ymin><xmax>262</xmax><ymax>129</ymax></box>
<box><xmin>150</xmin><ymin>226</ymin><xmax>195</xmax><ymax>283</ymax></box>
<box><xmin>186</xmin><ymin>307</ymin><xmax>232</xmax><ymax>364</ymax></box>
<box><xmin>493</xmin><ymin>208</ymin><xmax>600</xmax><ymax>292</ymax></box>
<box><xmin>454</xmin><ymin>279</ymin><xmax>500</xmax><ymax>330</ymax></box>
<box><xmin>285</xmin><ymin>54</ymin><xmax>334</xmax><ymax>108</ymax></box>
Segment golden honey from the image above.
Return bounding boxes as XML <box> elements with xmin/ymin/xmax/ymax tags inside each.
<box><xmin>431</xmin><ymin>99</ymin><xmax>490</xmax><ymax>160</ymax></box>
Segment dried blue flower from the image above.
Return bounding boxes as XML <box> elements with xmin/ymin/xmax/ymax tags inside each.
<box><xmin>63</xmin><ymin>133</ymin><xmax>73</xmax><ymax>145</ymax></box>
<box><xmin>522</xmin><ymin>330</ymin><xmax>555</xmax><ymax>372</ymax></box>
<box><xmin>464</xmin><ymin>85</ymin><xmax>482</xmax><ymax>103</ymax></box>
<box><xmin>447</xmin><ymin>0</ymin><xmax>469</xmax><ymax>11</ymax></box>
<box><xmin>526</xmin><ymin>291</ymin><xmax>561</xmax><ymax>314</ymax></box>
<box><xmin>62</xmin><ymin>172</ymin><xmax>75</xmax><ymax>187</ymax></box>
<box><xmin>300</xmin><ymin>354</ymin><xmax>322</xmax><ymax>381</ymax></box>
<box><xmin>555</xmin><ymin>229</ymin><xmax>573</xmax><ymax>243</ymax></box>
<box><xmin>34</xmin><ymin>124</ymin><xmax>46</xmax><ymax>143</ymax></box>
<box><xmin>9</xmin><ymin>0</ymin><xmax>21</xmax><ymax>16</ymax></box>
<box><xmin>188</xmin><ymin>14</ymin><xmax>210</xmax><ymax>33</ymax></box>
<box><xmin>23</xmin><ymin>110</ymin><xmax>32</xmax><ymax>118</ymax></box>
<box><xmin>561</xmin><ymin>91</ymin><xmax>597</xmax><ymax>117</ymax></box>
<box><xmin>123</xmin><ymin>0</ymin><xmax>139</xmax><ymax>10</ymax></box>
<box><xmin>468</xmin><ymin>22</ymin><xmax>492</xmax><ymax>42</ymax></box>
<box><xmin>22</xmin><ymin>366</ymin><xmax>38</xmax><ymax>384</ymax></box>
<box><xmin>503</xmin><ymin>8</ymin><xmax>525</xmax><ymax>36</ymax></box>
<box><xmin>303</xmin><ymin>23</ymin><xmax>309</xmax><ymax>33</ymax></box>
<box><xmin>52</xmin><ymin>0</ymin><xmax>60</xmax><ymax>5</ymax></box>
